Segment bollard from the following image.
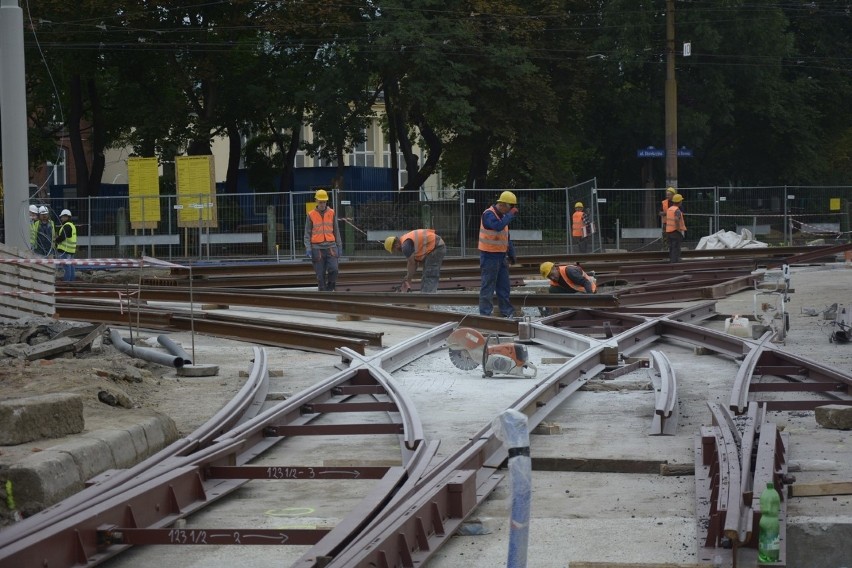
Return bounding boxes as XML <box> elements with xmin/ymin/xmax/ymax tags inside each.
<box><xmin>493</xmin><ymin>409</ymin><xmax>532</xmax><ymax>568</ymax></box>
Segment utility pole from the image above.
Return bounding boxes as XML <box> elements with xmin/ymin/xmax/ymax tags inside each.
<box><xmin>0</xmin><ymin>0</ymin><xmax>30</xmax><ymax>250</ymax></box>
<box><xmin>664</xmin><ymin>0</ymin><xmax>678</xmax><ymax>189</ymax></box>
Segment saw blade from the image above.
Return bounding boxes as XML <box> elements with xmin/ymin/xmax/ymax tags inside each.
<box><xmin>448</xmin><ymin>349</ymin><xmax>479</xmax><ymax>371</ymax></box>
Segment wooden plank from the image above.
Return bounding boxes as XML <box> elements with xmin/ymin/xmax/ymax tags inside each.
<box><xmin>788</xmin><ymin>481</ymin><xmax>852</xmax><ymax>498</ymax></box>
<box><xmin>531</xmin><ymin>457</ymin><xmax>664</xmax><ymax>474</ymax></box>
<box><xmin>24</xmin><ymin>336</ymin><xmax>77</xmax><ymax>360</ymax></box>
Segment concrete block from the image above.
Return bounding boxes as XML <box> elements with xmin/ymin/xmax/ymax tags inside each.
<box><xmin>815</xmin><ymin>404</ymin><xmax>852</xmax><ymax>430</ymax></box>
<box><xmin>83</xmin><ymin>429</ymin><xmax>140</xmax><ymax>469</ymax></box>
<box><xmin>0</xmin><ymin>393</ymin><xmax>84</xmax><ymax>445</ymax></box>
<box><xmin>8</xmin><ymin>451</ymin><xmax>83</xmax><ymax>515</ymax></box>
<box><xmin>138</xmin><ymin>413</ymin><xmax>179</xmax><ymax>458</ymax></box>
<box><xmin>123</xmin><ymin>421</ymin><xmax>153</xmax><ymax>459</ymax></box>
<box><xmin>788</xmin><ymin>521</ymin><xmax>852</xmax><ymax>568</ymax></box>
<box><xmin>54</xmin><ymin>438</ymin><xmax>117</xmax><ymax>483</ymax></box>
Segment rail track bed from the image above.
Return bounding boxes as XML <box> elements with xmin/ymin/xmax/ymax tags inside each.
<box><xmin>2</xmin><ymin>255</ymin><xmax>851</xmax><ymax>567</ymax></box>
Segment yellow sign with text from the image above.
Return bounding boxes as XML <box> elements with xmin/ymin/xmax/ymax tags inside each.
<box><xmin>128</xmin><ymin>157</ymin><xmax>161</xmax><ymax>228</ymax></box>
<box><xmin>175</xmin><ymin>155</ymin><xmax>218</xmax><ymax>228</ymax></box>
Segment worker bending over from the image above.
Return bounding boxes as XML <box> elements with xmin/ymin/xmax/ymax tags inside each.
<box><xmin>540</xmin><ymin>261</ymin><xmax>597</xmax><ymax>294</ymax></box>
<box><xmin>384</xmin><ymin>229</ymin><xmax>446</xmax><ymax>293</ymax></box>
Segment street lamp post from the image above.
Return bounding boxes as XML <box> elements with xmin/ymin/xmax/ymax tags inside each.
<box><xmin>665</xmin><ymin>0</ymin><xmax>678</xmax><ymax>189</ymax></box>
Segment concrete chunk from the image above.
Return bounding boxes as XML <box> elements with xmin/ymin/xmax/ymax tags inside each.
<box><xmin>0</xmin><ymin>393</ymin><xmax>84</xmax><ymax>445</ymax></box>
<box><xmin>8</xmin><ymin>451</ymin><xmax>83</xmax><ymax>515</ymax></box>
<box><xmin>815</xmin><ymin>404</ymin><xmax>852</xmax><ymax>430</ymax></box>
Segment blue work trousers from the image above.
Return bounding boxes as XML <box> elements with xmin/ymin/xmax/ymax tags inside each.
<box><xmin>311</xmin><ymin>246</ymin><xmax>339</xmax><ymax>291</ymax></box>
<box><xmin>57</xmin><ymin>251</ymin><xmax>75</xmax><ymax>282</ymax></box>
<box><xmin>479</xmin><ymin>252</ymin><xmax>514</xmax><ymax>317</ymax></box>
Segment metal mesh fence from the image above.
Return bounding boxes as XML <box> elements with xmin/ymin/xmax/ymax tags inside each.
<box><xmin>20</xmin><ymin>183</ymin><xmax>852</xmax><ymax>260</ymax></box>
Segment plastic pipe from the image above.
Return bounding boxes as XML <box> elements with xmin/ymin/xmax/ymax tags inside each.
<box><xmin>156</xmin><ymin>334</ymin><xmax>192</xmax><ymax>365</ymax></box>
<box><xmin>108</xmin><ymin>328</ymin><xmax>185</xmax><ymax>368</ymax></box>
<box><xmin>493</xmin><ymin>409</ymin><xmax>531</xmax><ymax>568</ymax></box>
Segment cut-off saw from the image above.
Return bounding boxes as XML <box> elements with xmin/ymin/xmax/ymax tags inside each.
<box><xmin>446</xmin><ymin>327</ymin><xmax>537</xmax><ymax>378</ymax></box>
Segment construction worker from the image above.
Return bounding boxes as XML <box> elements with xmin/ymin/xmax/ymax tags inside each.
<box><xmin>28</xmin><ymin>204</ymin><xmax>39</xmax><ymax>250</ymax></box>
<box><xmin>303</xmin><ymin>189</ymin><xmax>343</xmax><ymax>291</ymax></box>
<box><xmin>384</xmin><ymin>229</ymin><xmax>446</xmax><ymax>293</ymax></box>
<box><xmin>479</xmin><ymin>190</ymin><xmax>519</xmax><ymax>318</ymax></box>
<box><xmin>33</xmin><ymin>205</ymin><xmax>55</xmax><ymax>257</ymax></box>
<box><xmin>540</xmin><ymin>261</ymin><xmax>597</xmax><ymax>294</ymax></box>
<box><xmin>54</xmin><ymin>209</ymin><xmax>77</xmax><ymax>281</ymax></box>
<box><xmin>665</xmin><ymin>194</ymin><xmax>686</xmax><ymax>263</ymax></box>
<box><xmin>571</xmin><ymin>202</ymin><xmax>593</xmax><ymax>253</ymax></box>
<box><xmin>660</xmin><ymin>187</ymin><xmax>677</xmax><ymax>251</ymax></box>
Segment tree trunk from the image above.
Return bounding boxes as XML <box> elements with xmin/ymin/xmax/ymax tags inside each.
<box><xmin>68</xmin><ymin>75</ymin><xmax>90</xmax><ymax>197</ymax></box>
<box><xmin>86</xmin><ymin>78</ymin><xmax>104</xmax><ymax>197</ymax></box>
<box><xmin>277</xmin><ymin>119</ymin><xmax>301</xmax><ymax>194</ymax></box>
<box><xmin>466</xmin><ymin>138</ymin><xmax>492</xmax><ymax>190</ymax></box>
<box><xmin>225</xmin><ymin>123</ymin><xmax>241</xmax><ymax>194</ymax></box>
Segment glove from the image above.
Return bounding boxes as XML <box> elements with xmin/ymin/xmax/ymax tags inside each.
<box><xmin>680</xmin><ymin>231</ymin><xmax>685</xmax><ymax>237</ymax></box>
<box><xmin>509</xmin><ymin>207</ymin><xmax>519</xmax><ymax>216</ymax></box>
<box><xmin>507</xmin><ymin>256</ymin><xmax>516</xmax><ymax>266</ymax></box>
<box><xmin>305</xmin><ymin>248</ymin><xmax>312</xmax><ymax>259</ymax></box>
<box><xmin>401</xmin><ymin>280</ymin><xmax>412</xmax><ymax>293</ymax></box>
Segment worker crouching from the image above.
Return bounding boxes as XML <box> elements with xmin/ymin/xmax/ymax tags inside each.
<box><xmin>540</xmin><ymin>261</ymin><xmax>597</xmax><ymax>294</ymax></box>
<box><xmin>384</xmin><ymin>229</ymin><xmax>446</xmax><ymax>293</ymax></box>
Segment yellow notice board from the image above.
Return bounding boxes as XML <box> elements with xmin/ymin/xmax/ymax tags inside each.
<box><xmin>830</xmin><ymin>198</ymin><xmax>841</xmax><ymax>211</ymax></box>
<box><xmin>175</xmin><ymin>155</ymin><xmax>218</xmax><ymax>228</ymax></box>
<box><xmin>128</xmin><ymin>157</ymin><xmax>161</xmax><ymax>228</ymax></box>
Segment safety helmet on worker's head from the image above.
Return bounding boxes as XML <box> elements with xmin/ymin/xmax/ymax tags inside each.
<box><xmin>672</xmin><ymin>194</ymin><xmax>683</xmax><ymax>203</ymax></box>
<box><xmin>497</xmin><ymin>191</ymin><xmax>517</xmax><ymax>205</ymax></box>
<box><xmin>666</xmin><ymin>186</ymin><xmax>676</xmax><ymax>194</ymax></box>
<box><xmin>29</xmin><ymin>204</ymin><xmax>39</xmax><ymax>214</ymax></box>
<box><xmin>574</xmin><ymin>202</ymin><xmax>584</xmax><ymax>209</ymax></box>
<box><xmin>60</xmin><ymin>209</ymin><xmax>72</xmax><ymax>217</ymax></box>
<box><xmin>38</xmin><ymin>206</ymin><xmax>48</xmax><ymax>215</ymax></box>
<box><xmin>539</xmin><ymin>261</ymin><xmax>555</xmax><ymax>279</ymax></box>
<box><xmin>314</xmin><ymin>189</ymin><xmax>329</xmax><ymax>201</ymax></box>
<box><xmin>384</xmin><ymin>236</ymin><xmax>396</xmax><ymax>253</ymax></box>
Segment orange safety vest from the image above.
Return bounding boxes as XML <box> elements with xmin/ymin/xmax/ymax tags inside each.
<box><xmin>401</xmin><ymin>229</ymin><xmax>438</xmax><ymax>261</ymax></box>
<box><xmin>665</xmin><ymin>206</ymin><xmax>686</xmax><ymax>233</ymax></box>
<box><xmin>549</xmin><ymin>265</ymin><xmax>597</xmax><ymax>293</ymax></box>
<box><xmin>478</xmin><ymin>206</ymin><xmax>509</xmax><ymax>253</ymax></box>
<box><xmin>308</xmin><ymin>207</ymin><xmax>336</xmax><ymax>244</ymax></box>
<box><xmin>572</xmin><ymin>210</ymin><xmax>587</xmax><ymax>238</ymax></box>
<box><xmin>661</xmin><ymin>198</ymin><xmax>672</xmax><ymax>215</ymax></box>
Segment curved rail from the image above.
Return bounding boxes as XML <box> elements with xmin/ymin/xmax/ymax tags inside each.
<box><xmin>649</xmin><ymin>350</ymin><xmax>679</xmax><ymax>435</ymax></box>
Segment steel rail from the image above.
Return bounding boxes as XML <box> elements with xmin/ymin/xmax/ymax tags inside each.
<box><xmin>649</xmin><ymin>350</ymin><xmax>679</xmax><ymax>435</ymax></box>
<box><xmin>324</xmin><ymin>305</ymin><xmax>733</xmax><ymax>567</ymax></box>
<box><xmin>54</xmin><ymin>302</ymin><xmax>372</xmax><ymax>355</ymax></box>
<box><xmin>0</xmin><ymin>326</ymin><xmax>455</xmax><ymax>567</ymax></box>
<box><xmin>0</xmin><ymin>346</ymin><xmax>270</xmax><ymax>550</ymax></box>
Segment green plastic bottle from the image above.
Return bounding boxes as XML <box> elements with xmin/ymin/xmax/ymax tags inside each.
<box><xmin>758</xmin><ymin>481</ymin><xmax>781</xmax><ymax>563</ymax></box>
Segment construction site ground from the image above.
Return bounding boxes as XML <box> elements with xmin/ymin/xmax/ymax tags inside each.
<box><xmin>1</xmin><ymin>262</ymin><xmax>851</xmax><ymax>567</ymax></box>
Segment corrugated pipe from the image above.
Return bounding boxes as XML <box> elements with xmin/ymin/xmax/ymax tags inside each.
<box><xmin>108</xmin><ymin>328</ymin><xmax>185</xmax><ymax>368</ymax></box>
<box><xmin>156</xmin><ymin>335</ymin><xmax>192</xmax><ymax>366</ymax></box>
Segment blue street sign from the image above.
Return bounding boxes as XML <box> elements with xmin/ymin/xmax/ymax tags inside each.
<box><xmin>637</xmin><ymin>146</ymin><xmax>664</xmax><ymax>158</ymax></box>
<box><xmin>677</xmin><ymin>147</ymin><xmax>693</xmax><ymax>157</ymax></box>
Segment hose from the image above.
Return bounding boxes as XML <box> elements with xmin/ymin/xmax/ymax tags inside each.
<box><xmin>156</xmin><ymin>335</ymin><xmax>193</xmax><ymax>365</ymax></box>
<box><xmin>108</xmin><ymin>328</ymin><xmax>185</xmax><ymax>368</ymax></box>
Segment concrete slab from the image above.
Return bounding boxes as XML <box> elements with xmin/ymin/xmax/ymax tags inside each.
<box><xmin>0</xmin><ymin>393</ymin><xmax>84</xmax><ymax>445</ymax></box>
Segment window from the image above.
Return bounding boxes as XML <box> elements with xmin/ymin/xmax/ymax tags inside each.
<box><xmin>349</xmin><ymin>127</ymin><xmax>375</xmax><ymax>167</ymax></box>
<box><xmin>383</xmin><ymin>145</ymin><xmax>410</xmax><ymax>188</ymax></box>
<box><xmin>46</xmin><ymin>148</ymin><xmax>67</xmax><ymax>186</ymax></box>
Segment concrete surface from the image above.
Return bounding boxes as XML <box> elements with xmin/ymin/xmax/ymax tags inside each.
<box><xmin>2</xmin><ymin>262</ymin><xmax>851</xmax><ymax>567</ymax></box>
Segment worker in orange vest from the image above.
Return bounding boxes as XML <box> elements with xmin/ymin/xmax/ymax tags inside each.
<box><xmin>303</xmin><ymin>189</ymin><xmax>343</xmax><ymax>291</ymax></box>
<box><xmin>660</xmin><ymin>187</ymin><xmax>677</xmax><ymax>250</ymax></box>
<box><xmin>479</xmin><ymin>191</ymin><xmax>519</xmax><ymax>318</ymax></box>
<box><xmin>665</xmin><ymin>193</ymin><xmax>686</xmax><ymax>263</ymax></box>
<box><xmin>384</xmin><ymin>229</ymin><xmax>446</xmax><ymax>293</ymax></box>
<box><xmin>540</xmin><ymin>262</ymin><xmax>597</xmax><ymax>294</ymax></box>
<box><xmin>571</xmin><ymin>202</ymin><xmax>593</xmax><ymax>253</ymax></box>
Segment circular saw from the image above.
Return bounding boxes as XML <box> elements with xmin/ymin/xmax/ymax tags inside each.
<box><xmin>447</xmin><ymin>327</ymin><xmax>537</xmax><ymax>378</ymax></box>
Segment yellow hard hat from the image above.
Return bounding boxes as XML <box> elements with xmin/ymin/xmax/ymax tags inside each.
<box><xmin>384</xmin><ymin>236</ymin><xmax>396</xmax><ymax>253</ymax></box>
<box><xmin>498</xmin><ymin>191</ymin><xmax>517</xmax><ymax>205</ymax></box>
<box><xmin>315</xmin><ymin>189</ymin><xmax>329</xmax><ymax>201</ymax></box>
<box><xmin>574</xmin><ymin>202</ymin><xmax>584</xmax><ymax>208</ymax></box>
<box><xmin>540</xmin><ymin>261</ymin><xmax>555</xmax><ymax>279</ymax></box>
<box><xmin>672</xmin><ymin>193</ymin><xmax>683</xmax><ymax>203</ymax></box>
<box><xmin>666</xmin><ymin>186</ymin><xmax>676</xmax><ymax>194</ymax></box>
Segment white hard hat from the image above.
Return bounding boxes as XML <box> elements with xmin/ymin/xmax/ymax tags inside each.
<box><xmin>60</xmin><ymin>209</ymin><xmax>72</xmax><ymax>217</ymax></box>
<box><xmin>29</xmin><ymin>204</ymin><xmax>39</xmax><ymax>214</ymax></box>
<box><xmin>38</xmin><ymin>206</ymin><xmax>49</xmax><ymax>214</ymax></box>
